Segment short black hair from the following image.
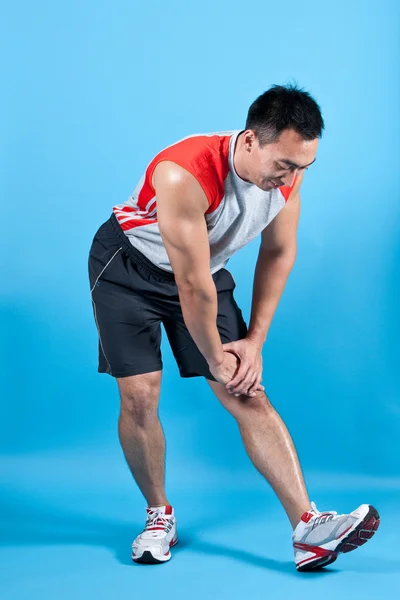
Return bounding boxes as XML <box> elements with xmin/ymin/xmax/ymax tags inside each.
<box><xmin>245</xmin><ymin>82</ymin><xmax>325</xmax><ymax>145</ymax></box>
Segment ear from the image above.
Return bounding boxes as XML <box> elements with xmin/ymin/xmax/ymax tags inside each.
<box><xmin>243</xmin><ymin>130</ymin><xmax>257</xmax><ymax>151</ymax></box>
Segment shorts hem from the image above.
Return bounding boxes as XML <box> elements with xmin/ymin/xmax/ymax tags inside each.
<box><xmin>98</xmin><ymin>364</ymin><xmax>163</xmax><ymax>378</ymax></box>
<box><xmin>179</xmin><ymin>371</ymin><xmax>217</xmax><ymax>381</ymax></box>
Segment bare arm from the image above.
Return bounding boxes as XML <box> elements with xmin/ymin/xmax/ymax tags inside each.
<box><xmin>153</xmin><ymin>161</ymin><xmax>225</xmax><ymax>368</ymax></box>
<box><xmin>246</xmin><ymin>173</ymin><xmax>303</xmax><ymax>348</ymax></box>
<box><xmin>221</xmin><ymin>174</ymin><xmax>304</xmax><ymax>395</ymax></box>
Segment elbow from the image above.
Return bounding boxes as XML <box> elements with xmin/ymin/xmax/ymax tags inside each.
<box><xmin>259</xmin><ymin>245</ymin><xmax>297</xmax><ymax>264</ymax></box>
<box><xmin>176</xmin><ymin>277</ymin><xmax>216</xmax><ymax>303</ymax></box>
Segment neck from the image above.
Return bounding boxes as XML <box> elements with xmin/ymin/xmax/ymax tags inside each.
<box><xmin>233</xmin><ymin>131</ymin><xmax>253</xmax><ymax>184</ymax></box>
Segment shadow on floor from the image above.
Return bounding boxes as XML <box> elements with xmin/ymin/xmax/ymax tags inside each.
<box><xmin>1</xmin><ymin>488</ymin><xmax>396</xmax><ymax>578</ymax></box>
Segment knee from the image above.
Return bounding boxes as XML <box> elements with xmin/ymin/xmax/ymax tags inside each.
<box><xmin>236</xmin><ymin>389</ymin><xmax>273</xmax><ymax>416</ymax></box>
<box><xmin>118</xmin><ymin>373</ymin><xmax>160</xmax><ymax>427</ymax></box>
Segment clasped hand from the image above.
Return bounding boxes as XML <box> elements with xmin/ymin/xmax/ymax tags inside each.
<box><xmin>209</xmin><ymin>338</ymin><xmax>264</xmax><ymax>397</ymax></box>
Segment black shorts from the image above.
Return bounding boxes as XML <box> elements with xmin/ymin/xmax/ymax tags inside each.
<box><xmin>88</xmin><ymin>214</ymin><xmax>248</xmax><ymax>380</ymax></box>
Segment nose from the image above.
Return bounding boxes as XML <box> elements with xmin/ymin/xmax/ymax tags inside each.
<box><xmin>282</xmin><ymin>170</ymin><xmax>298</xmax><ymax>187</ymax></box>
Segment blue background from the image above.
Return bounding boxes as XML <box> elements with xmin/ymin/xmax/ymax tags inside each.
<box><xmin>1</xmin><ymin>1</ymin><xmax>399</xmax><ymax>598</ymax></box>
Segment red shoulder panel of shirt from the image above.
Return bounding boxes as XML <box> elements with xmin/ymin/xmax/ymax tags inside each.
<box><xmin>142</xmin><ymin>134</ymin><xmax>231</xmax><ymax>213</ymax></box>
<box><xmin>279</xmin><ymin>176</ymin><xmax>298</xmax><ymax>202</ymax></box>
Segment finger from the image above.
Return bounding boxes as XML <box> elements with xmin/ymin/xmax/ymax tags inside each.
<box><xmin>226</xmin><ymin>362</ymin><xmax>251</xmax><ymax>390</ymax></box>
<box><xmin>232</xmin><ymin>371</ymin><xmax>257</xmax><ymax>397</ymax></box>
<box><xmin>247</xmin><ymin>372</ymin><xmax>261</xmax><ymax>391</ymax></box>
<box><xmin>247</xmin><ymin>374</ymin><xmax>263</xmax><ymax>395</ymax></box>
<box><xmin>227</xmin><ymin>364</ymin><xmax>250</xmax><ymax>390</ymax></box>
<box><xmin>222</xmin><ymin>342</ymin><xmax>238</xmax><ymax>352</ymax></box>
<box><xmin>241</xmin><ymin>374</ymin><xmax>258</xmax><ymax>397</ymax></box>
<box><xmin>229</xmin><ymin>375</ymin><xmax>254</xmax><ymax>396</ymax></box>
<box><xmin>245</xmin><ymin>373</ymin><xmax>261</xmax><ymax>396</ymax></box>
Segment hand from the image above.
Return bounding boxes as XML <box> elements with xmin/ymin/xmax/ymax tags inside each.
<box><xmin>208</xmin><ymin>351</ymin><xmax>240</xmax><ymax>386</ymax></box>
<box><xmin>222</xmin><ymin>338</ymin><xmax>264</xmax><ymax>397</ymax></box>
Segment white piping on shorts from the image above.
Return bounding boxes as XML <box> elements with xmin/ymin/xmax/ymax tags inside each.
<box><xmin>90</xmin><ymin>247</ymin><xmax>123</xmax><ymax>373</ymax></box>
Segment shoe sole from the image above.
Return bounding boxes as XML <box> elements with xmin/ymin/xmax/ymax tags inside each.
<box><xmin>132</xmin><ymin>538</ymin><xmax>178</xmax><ymax>565</ymax></box>
<box><xmin>336</xmin><ymin>505</ymin><xmax>380</xmax><ymax>554</ymax></box>
<box><xmin>297</xmin><ymin>505</ymin><xmax>380</xmax><ymax>572</ymax></box>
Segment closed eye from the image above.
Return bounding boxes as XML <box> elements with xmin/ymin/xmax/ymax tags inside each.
<box><xmin>275</xmin><ymin>162</ymin><xmax>290</xmax><ymax>171</ymax></box>
<box><xmin>276</xmin><ymin>162</ymin><xmax>309</xmax><ymax>172</ymax></box>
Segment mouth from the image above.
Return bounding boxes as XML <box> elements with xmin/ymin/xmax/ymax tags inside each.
<box><xmin>269</xmin><ymin>180</ymin><xmax>281</xmax><ymax>188</ymax></box>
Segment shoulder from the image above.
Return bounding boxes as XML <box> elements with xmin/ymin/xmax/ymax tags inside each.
<box><xmin>151</xmin><ymin>132</ymin><xmax>233</xmax><ymax>209</ymax></box>
<box><xmin>151</xmin><ymin>132</ymin><xmax>232</xmax><ymax>181</ymax></box>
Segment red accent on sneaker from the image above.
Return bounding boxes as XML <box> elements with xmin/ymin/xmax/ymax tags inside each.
<box><xmin>294</xmin><ymin>541</ymin><xmax>337</xmax><ymax>568</ymax></box>
<box><xmin>301</xmin><ymin>512</ymin><xmax>314</xmax><ymax>523</ymax></box>
<box><xmin>146</xmin><ymin>505</ymin><xmax>173</xmax><ymax>515</ymax></box>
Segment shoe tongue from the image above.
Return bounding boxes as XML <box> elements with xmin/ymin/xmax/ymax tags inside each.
<box><xmin>299</xmin><ymin>501</ymin><xmax>324</xmax><ymax>523</ymax></box>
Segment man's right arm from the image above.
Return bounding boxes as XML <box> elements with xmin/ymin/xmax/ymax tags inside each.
<box><xmin>153</xmin><ymin>160</ymin><xmax>225</xmax><ymax>370</ymax></box>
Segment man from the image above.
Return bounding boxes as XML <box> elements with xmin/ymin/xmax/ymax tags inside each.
<box><xmin>88</xmin><ymin>84</ymin><xmax>380</xmax><ymax>571</ymax></box>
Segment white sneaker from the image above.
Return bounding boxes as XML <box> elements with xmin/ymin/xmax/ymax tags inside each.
<box><xmin>292</xmin><ymin>501</ymin><xmax>380</xmax><ymax>571</ymax></box>
<box><xmin>132</xmin><ymin>505</ymin><xmax>178</xmax><ymax>564</ymax></box>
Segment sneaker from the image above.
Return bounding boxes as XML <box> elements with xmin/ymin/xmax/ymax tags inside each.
<box><xmin>292</xmin><ymin>501</ymin><xmax>380</xmax><ymax>571</ymax></box>
<box><xmin>132</xmin><ymin>505</ymin><xmax>178</xmax><ymax>564</ymax></box>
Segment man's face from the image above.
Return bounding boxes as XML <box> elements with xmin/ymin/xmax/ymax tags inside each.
<box><xmin>245</xmin><ymin>128</ymin><xmax>319</xmax><ymax>191</ymax></box>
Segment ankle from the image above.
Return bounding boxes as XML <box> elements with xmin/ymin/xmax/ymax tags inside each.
<box><xmin>289</xmin><ymin>504</ymin><xmax>312</xmax><ymax>531</ymax></box>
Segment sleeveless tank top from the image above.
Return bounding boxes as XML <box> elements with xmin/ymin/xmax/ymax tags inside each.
<box><xmin>112</xmin><ymin>130</ymin><xmax>297</xmax><ymax>274</ymax></box>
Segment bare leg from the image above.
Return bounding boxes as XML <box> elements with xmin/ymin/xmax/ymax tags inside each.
<box><xmin>207</xmin><ymin>381</ymin><xmax>311</xmax><ymax>529</ymax></box>
<box><xmin>117</xmin><ymin>371</ymin><xmax>170</xmax><ymax>507</ymax></box>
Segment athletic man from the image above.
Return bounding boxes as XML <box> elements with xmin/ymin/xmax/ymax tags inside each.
<box><xmin>88</xmin><ymin>84</ymin><xmax>380</xmax><ymax>571</ymax></box>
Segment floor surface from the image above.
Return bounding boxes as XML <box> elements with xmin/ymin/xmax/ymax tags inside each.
<box><xmin>1</xmin><ymin>449</ymin><xmax>399</xmax><ymax>600</ymax></box>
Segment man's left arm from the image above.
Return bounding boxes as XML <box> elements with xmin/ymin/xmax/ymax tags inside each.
<box><xmin>224</xmin><ymin>173</ymin><xmax>303</xmax><ymax>396</ymax></box>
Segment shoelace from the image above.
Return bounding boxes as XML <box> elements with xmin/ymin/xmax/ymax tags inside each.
<box><xmin>308</xmin><ymin>501</ymin><xmax>340</xmax><ymax>529</ymax></box>
<box><xmin>144</xmin><ymin>509</ymin><xmax>171</xmax><ymax>533</ymax></box>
